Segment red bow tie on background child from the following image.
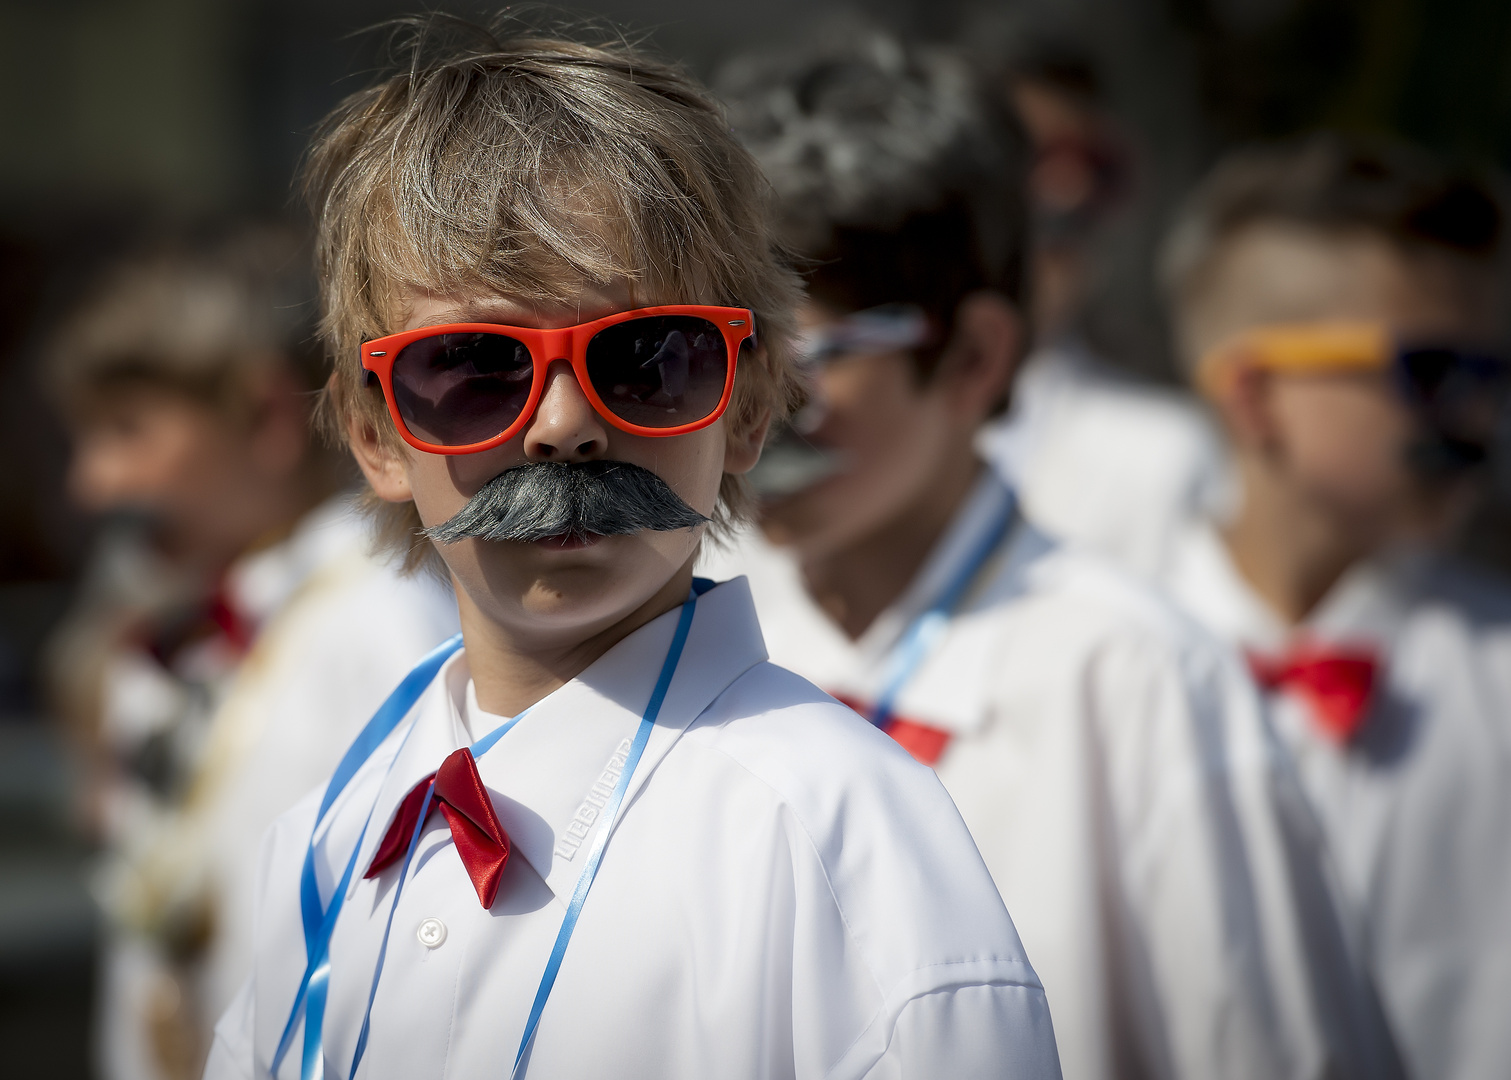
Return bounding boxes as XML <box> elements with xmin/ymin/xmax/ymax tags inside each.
<box><xmin>366</xmin><ymin>747</ymin><xmax>511</xmax><ymax>908</ymax></box>
<box><xmin>1246</xmin><ymin>640</ymin><xmax>1382</xmax><ymax>743</ymax></box>
<box><xmin>207</xmin><ymin>584</ymin><xmax>257</xmax><ymax>655</ymax></box>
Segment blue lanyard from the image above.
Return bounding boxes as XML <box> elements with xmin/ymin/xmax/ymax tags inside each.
<box><xmin>866</xmin><ymin>483</ymin><xmax>1016</xmax><ymax>729</ymax></box>
<box><xmin>272</xmin><ymin>633</ymin><xmax>465</xmax><ymax>1077</ymax></box>
<box><xmin>509</xmin><ymin>586</ymin><xmax>701</xmax><ymax>1077</ymax></box>
<box><xmin>275</xmin><ymin>584</ymin><xmax>707</xmax><ymax>1079</ymax></box>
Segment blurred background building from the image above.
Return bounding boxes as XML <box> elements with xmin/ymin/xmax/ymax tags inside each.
<box><xmin>1</xmin><ymin>0</ymin><xmax>1510</xmax><ymax>1076</ymax></box>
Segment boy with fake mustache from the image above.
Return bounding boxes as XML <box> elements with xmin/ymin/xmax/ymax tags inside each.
<box><xmin>204</xmin><ymin>20</ymin><xmax>1062</xmax><ymax>1080</ymax></box>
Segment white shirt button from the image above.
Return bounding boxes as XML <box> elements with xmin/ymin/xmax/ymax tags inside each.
<box><xmin>416</xmin><ymin>917</ymin><xmax>447</xmax><ymax>949</ymax></box>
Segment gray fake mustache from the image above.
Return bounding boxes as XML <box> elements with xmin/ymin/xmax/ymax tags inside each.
<box><xmin>423</xmin><ymin>460</ymin><xmax>711</xmax><ymax>545</ymax></box>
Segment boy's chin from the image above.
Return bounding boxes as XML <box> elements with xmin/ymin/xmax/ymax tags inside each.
<box><xmin>448</xmin><ymin>530</ymin><xmax>699</xmax><ymax>639</ymax></box>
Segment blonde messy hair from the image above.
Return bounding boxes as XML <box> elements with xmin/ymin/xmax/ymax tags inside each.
<box><xmin>302</xmin><ymin>15</ymin><xmax>804</xmax><ymax>571</ymax></box>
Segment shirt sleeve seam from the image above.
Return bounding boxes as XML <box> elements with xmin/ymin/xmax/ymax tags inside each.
<box><xmin>677</xmin><ymin>743</ymin><xmax>1042</xmax><ymax>1042</ymax></box>
<box><xmin>823</xmin><ymin>966</ymin><xmax>1052</xmax><ymax>1080</ymax></box>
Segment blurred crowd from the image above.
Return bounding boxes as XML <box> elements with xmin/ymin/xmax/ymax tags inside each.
<box><xmin>3</xmin><ymin>4</ymin><xmax>1510</xmax><ymax>1080</ymax></box>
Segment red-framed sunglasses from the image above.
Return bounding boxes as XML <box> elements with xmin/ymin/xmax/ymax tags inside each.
<box><xmin>361</xmin><ymin>304</ymin><xmax>754</xmax><ymax>455</ymax></box>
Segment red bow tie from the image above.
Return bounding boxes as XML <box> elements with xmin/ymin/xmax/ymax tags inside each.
<box><xmin>366</xmin><ymin>747</ymin><xmax>511</xmax><ymax>908</ymax></box>
<box><xmin>1247</xmin><ymin>642</ymin><xmax>1382</xmax><ymax>743</ymax></box>
<box><xmin>207</xmin><ymin>585</ymin><xmax>256</xmax><ymax>655</ymax></box>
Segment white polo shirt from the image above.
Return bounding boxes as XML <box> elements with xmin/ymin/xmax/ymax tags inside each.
<box><xmin>701</xmin><ymin>474</ymin><xmax>1400</xmax><ymax>1080</ymax></box>
<box><xmin>205</xmin><ymin>577</ymin><xmax>1061</xmax><ymax>1080</ymax></box>
<box><xmin>1162</xmin><ymin>520</ymin><xmax>1511</xmax><ymax>1080</ymax></box>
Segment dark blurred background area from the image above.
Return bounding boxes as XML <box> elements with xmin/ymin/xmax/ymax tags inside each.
<box><xmin>1</xmin><ymin>1</ymin><xmax>1510</xmax><ymax>1075</ymax></box>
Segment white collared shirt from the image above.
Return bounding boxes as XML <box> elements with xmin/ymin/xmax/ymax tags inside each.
<box><xmin>1162</xmin><ymin>519</ymin><xmax>1511</xmax><ymax>1080</ymax></box>
<box><xmin>205</xmin><ymin>577</ymin><xmax>1062</xmax><ymax>1080</ymax></box>
<box><xmin>701</xmin><ymin>475</ymin><xmax>1400</xmax><ymax>1080</ymax></box>
<box><xmin>980</xmin><ymin>340</ymin><xmax>1232</xmax><ymax>578</ymax></box>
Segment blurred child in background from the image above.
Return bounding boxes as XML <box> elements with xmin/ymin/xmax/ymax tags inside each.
<box><xmin>977</xmin><ymin>41</ymin><xmax>1229</xmax><ymax>577</ymax></box>
<box><xmin>1159</xmin><ymin>134</ymin><xmax>1511</xmax><ymax>1080</ymax></box>
<box><xmin>43</xmin><ymin>229</ymin><xmax>458</xmax><ymax>1080</ymax></box>
<box><xmin>710</xmin><ymin>30</ymin><xmax>1399</xmax><ymax>1080</ymax></box>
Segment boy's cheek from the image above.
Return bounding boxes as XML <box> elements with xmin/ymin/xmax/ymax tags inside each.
<box><xmin>70</xmin><ymin>410</ymin><xmax>223</xmax><ymax>513</ymax></box>
<box><xmin>1273</xmin><ymin>377</ymin><xmax>1419</xmax><ymax>507</ymax></box>
<box><xmin>398</xmin><ymin>446</ymin><xmax>509</xmax><ymax>526</ymax></box>
<box><xmin>625</xmin><ymin>428</ymin><xmax>728</xmax><ymax>516</ymax></box>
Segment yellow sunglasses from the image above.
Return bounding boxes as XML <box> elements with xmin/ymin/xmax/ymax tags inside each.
<box><xmin>1197</xmin><ymin>321</ymin><xmax>1391</xmax><ymax>394</ymax></box>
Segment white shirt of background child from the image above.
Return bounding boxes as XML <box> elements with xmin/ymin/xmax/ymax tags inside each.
<box><xmin>980</xmin><ymin>339</ymin><xmax>1231</xmax><ymax>578</ymax></box>
<box><xmin>206</xmin><ymin>577</ymin><xmax>1062</xmax><ymax>1080</ymax></box>
<box><xmin>701</xmin><ymin>473</ymin><xmax>1400</xmax><ymax>1080</ymax></box>
<box><xmin>199</xmin><ymin>497</ymin><xmax>461</xmax><ymax>1018</ymax></box>
<box><xmin>95</xmin><ymin>495</ymin><xmax>459</xmax><ymax>1080</ymax></box>
<box><xmin>1162</xmin><ymin>518</ymin><xmax>1511</xmax><ymax>1080</ymax></box>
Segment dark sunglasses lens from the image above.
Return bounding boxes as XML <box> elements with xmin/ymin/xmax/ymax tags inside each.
<box><xmin>585</xmin><ymin>316</ymin><xmax>730</xmax><ymax>428</ymax></box>
<box><xmin>1398</xmin><ymin>348</ymin><xmax>1459</xmax><ymax>399</ymax></box>
<box><xmin>390</xmin><ymin>333</ymin><xmax>534</xmax><ymax>446</ymax></box>
<box><xmin>1399</xmin><ymin>348</ymin><xmax>1510</xmax><ymax>398</ymax></box>
<box><xmin>1397</xmin><ymin>347</ymin><xmax>1511</xmax><ymax>440</ymax></box>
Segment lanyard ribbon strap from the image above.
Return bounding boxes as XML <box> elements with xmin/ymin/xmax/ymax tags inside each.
<box><xmin>868</xmin><ymin>486</ymin><xmax>1016</xmax><ymax>729</ymax></box>
<box><xmin>511</xmin><ymin>590</ymin><xmax>700</xmax><ymax>1077</ymax></box>
<box><xmin>272</xmin><ymin>633</ymin><xmax>465</xmax><ymax>1077</ymax></box>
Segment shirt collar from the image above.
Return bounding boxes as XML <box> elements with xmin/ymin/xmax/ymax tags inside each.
<box><xmin>354</xmin><ymin>576</ymin><xmax>768</xmax><ymax>905</ymax></box>
<box><xmin>877</xmin><ymin>475</ymin><xmax>1054</xmax><ymax>737</ymax></box>
<box><xmin>1307</xmin><ymin>548</ymin><xmax>1418</xmax><ymax>650</ymax></box>
<box><xmin>1167</xmin><ymin>517</ymin><xmax>1412</xmax><ymax>652</ymax></box>
<box><xmin>1166</xmin><ymin>519</ymin><xmax>1291</xmax><ymax>649</ymax></box>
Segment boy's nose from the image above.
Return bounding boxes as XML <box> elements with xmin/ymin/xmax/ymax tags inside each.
<box><xmin>68</xmin><ymin>439</ymin><xmax>140</xmax><ymax>513</ymax></box>
<box><xmin>522</xmin><ymin>359</ymin><xmax>610</xmax><ymax>462</ymax></box>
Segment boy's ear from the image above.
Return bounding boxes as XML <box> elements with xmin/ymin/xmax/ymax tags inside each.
<box><xmin>1209</xmin><ymin>351</ymin><xmax>1281</xmax><ymax>452</ymax></box>
<box><xmin>346</xmin><ymin>412</ymin><xmax>414</xmax><ymax>502</ymax></box>
<box><xmin>938</xmin><ymin>292</ymin><xmax>1023</xmax><ymax>423</ymax></box>
<box><xmin>723</xmin><ymin>408</ymin><xmax>772</xmax><ymax>476</ymax></box>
